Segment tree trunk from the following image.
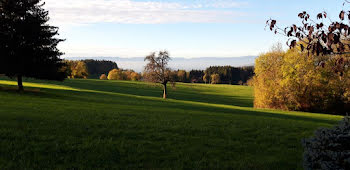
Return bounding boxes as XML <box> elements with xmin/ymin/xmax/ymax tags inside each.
<box><xmin>17</xmin><ymin>75</ymin><xmax>24</xmax><ymax>92</ymax></box>
<box><xmin>163</xmin><ymin>83</ymin><xmax>167</xmax><ymax>99</ymax></box>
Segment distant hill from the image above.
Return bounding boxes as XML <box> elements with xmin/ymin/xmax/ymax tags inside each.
<box><xmin>64</xmin><ymin>56</ymin><xmax>257</xmax><ymax>72</ymax></box>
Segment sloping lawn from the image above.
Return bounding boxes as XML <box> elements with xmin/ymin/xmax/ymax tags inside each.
<box><xmin>0</xmin><ymin>78</ymin><xmax>342</xmax><ymax>169</ymax></box>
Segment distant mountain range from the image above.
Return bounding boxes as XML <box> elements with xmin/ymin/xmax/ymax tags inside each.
<box><xmin>65</xmin><ymin>56</ymin><xmax>257</xmax><ymax>72</ymax></box>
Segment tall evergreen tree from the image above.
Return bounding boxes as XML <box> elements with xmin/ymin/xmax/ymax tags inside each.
<box><xmin>0</xmin><ymin>0</ymin><xmax>66</xmax><ymax>91</ymax></box>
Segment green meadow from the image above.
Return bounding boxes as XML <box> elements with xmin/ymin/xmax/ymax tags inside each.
<box><xmin>0</xmin><ymin>78</ymin><xmax>342</xmax><ymax>169</ymax></box>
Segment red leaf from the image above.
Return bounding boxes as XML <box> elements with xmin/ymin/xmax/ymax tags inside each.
<box><xmin>336</xmin><ymin>22</ymin><xmax>341</xmax><ymax>29</ymax></box>
<box><xmin>328</xmin><ymin>33</ymin><xmax>334</xmax><ymax>42</ymax></box>
<box><xmin>340</xmin><ymin>11</ymin><xmax>345</xmax><ymax>20</ymax></box>
<box><xmin>270</xmin><ymin>20</ymin><xmax>276</xmax><ymax>31</ymax></box>
<box><xmin>300</xmin><ymin>44</ymin><xmax>305</xmax><ymax>51</ymax></box>
<box><xmin>298</xmin><ymin>13</ymin><xmax>304</xmax><ymax>18</ymax></box>
<box><xmin>290</xmin><ymin>40</ymin><xmax>297</xmax><ymax>48</ymax></box>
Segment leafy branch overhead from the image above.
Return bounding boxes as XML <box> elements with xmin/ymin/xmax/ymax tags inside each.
<box><xmin>266</xmin><ymin>1</ymin><xmax>350</xmax><ymax>57</ymax></box>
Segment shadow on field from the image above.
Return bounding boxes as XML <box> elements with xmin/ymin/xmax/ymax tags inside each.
<box><xmin>0</xmin><ymin>77</ymin><xmax>254</xmax><ymax>108</ymax></box>
<box><xmin>0</xmin><ymin>81</ymin><xmax>339</xmax><ymax>126</ymax></box>
<box><xmin>46</xmin><ymin>79</ymin><xmax>254</xmax><ymax>107</ymax></box>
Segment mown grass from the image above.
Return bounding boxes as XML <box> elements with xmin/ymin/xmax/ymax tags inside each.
<box><xmin>0</xmin><ymin>78</ymin><xmax>343</xmax><ymax>169</ymax></box>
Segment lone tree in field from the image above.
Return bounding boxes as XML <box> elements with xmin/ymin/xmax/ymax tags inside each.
<box><xmin>0</xmin><ymin>0</ymin><xmax>66</xmax><ymax>91</ymax></box>
<box><xmin>144</xmin><ymin>51</ymin><xmax>175</xmax><ymax>99</ymax></box>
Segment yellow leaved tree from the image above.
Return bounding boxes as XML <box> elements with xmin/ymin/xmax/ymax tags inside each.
<box><xmin>253</xmin><ymin>44</ymin><xmax>350</xmax><ymax>114</ymax></box>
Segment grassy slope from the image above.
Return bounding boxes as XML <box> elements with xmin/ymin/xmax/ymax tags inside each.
<box><xmin>0</xmin><ymin>78</ymin><xmax>342</xmax><ymax>169</ymax></box>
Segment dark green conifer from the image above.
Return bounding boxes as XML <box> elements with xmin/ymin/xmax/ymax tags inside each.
<box><xmin>0</xmin><ymin>0</ymin><xmax>66</xmax><ymax>91</ymax></box>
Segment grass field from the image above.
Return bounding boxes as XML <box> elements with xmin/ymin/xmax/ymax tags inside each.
<box><xmin>0</xmin><ymin>78</ymin><xmax>343</xmax><ymax>169</ymax></box>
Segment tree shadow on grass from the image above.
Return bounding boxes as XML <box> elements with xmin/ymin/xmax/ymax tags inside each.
<box><xmin>40</xmin><ymin>79</ymin><xmax>254</xmax><ymax>108</ymax></box>
<box><xmin>0</xmin><ymin>83</ymin><xmax>340</xmax><ymax>126</ymax></box>
<box><xmin>0</xmin><ymin>77</ymin><xmax>254</xmax><ymax>107</ymax></box>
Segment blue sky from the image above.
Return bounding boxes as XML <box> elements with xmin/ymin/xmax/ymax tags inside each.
<box><xmin>44</xmin><ymin>0</ymin><xmax>345</xmax><ymax>58</ymax></box>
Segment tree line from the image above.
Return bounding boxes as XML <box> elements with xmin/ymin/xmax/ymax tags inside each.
<box><xmin>64</xmin><ymin>59</ymin><xmax>254</xmax><ymax>86</ymax></box>
<box><xmin>62</xmin><ymin>52</ymin><xmax>255</xmax><ymax>99</ymax></box>
<box><xmin>63</xmin><ymin>59</ymin><xmax>142</xmax><ymax>81</ymax></box>
<box><xmin>170</xmin><ymin>66</ymin><xmax>254</xmax><ymax>85</ymax></box>
<box><xmin>63</xmin><ymin>60</ymin><xmax>119</xmax><ymax>79</ymax></box>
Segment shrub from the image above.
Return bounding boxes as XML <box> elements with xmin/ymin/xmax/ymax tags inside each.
<box><xmin>303</xmin><ymin>117</ymin><xmax>350</xmax><ymax>170</ymax></box>
<box><xmin>99</xmin><ymin>74</ymin><xmax>107</xmax><ymax>80</ymax></box>
<box><xmin>107</xmin><ymin>69</ymin><xmax>122</xmax><ymax>80</ymax></box>
<box><xmin>246</xmin><ymin>78</ymin><xmax>254</xmax><ymax>86</ymax></box>
<box><xmin>130</xmin><ymin>72</ymin><xmax>141</xmax><ymax>81</ymax></box>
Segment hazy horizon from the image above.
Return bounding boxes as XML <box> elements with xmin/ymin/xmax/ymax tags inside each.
<box><xmin>65</xmin><ymin>56</ymin><xmax>257</xmax><ymax>72</ymax></box>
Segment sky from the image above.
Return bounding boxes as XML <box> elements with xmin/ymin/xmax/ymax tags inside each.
<box><xmin>43</xmin><ymin>0</ymin><xmax>346</xmax><ymax>58</ymax></box>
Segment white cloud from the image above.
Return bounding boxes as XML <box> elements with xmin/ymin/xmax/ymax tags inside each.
<box><xmin>43</xmin><ymin>0</ymin><xmax>246</xmax><ymax>25</ymax></box>
<box><xmin>189</xmin><ymin>0</ymin><xmax>244</xmax><ymax>8</ymax></box>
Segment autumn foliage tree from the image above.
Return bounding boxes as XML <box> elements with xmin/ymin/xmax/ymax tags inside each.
<box><xmin>263</xmin><ymin>1</ymin><xmax>350</xmax><ymax>114</ymax></box>
<box><xmin>106</xmin><ymin>69</ymin><xmax>140</xmax><ymax>81</ymax></box>
<box><xmin>130</xmin><ymin>72</ymin><xmax>141</xmax><ymax>81</ymax></box>
<box><xmin>143</xmin><ymin>51</ymin><xmax>175</xmax><ymax>99</ymax></box>
<box><xmin>64</xmin><ymin>60</ymin><xmax>88</xmax><ymax>79</ymax></box>
<box><xmin>107</xmin><ymin>69</ymin><xmax>123</xmax><ymax>80</ymax></box>
<box><xmin>253</xmin><ymin>44</ymin><xmax>350</xmax><ymax>114</ymax></box>
<box><xmin>253</xmin><ymin>45</ymin><xmax>286</xmax><ymax>109</ymax></box>
<box><xmin>99</xmin><ymin>74</ymin><xmax>107</xmax><ymax>80</ymax></box>
<box><xmin>0</xmin><ymin>0</ymin><xmax>66</xmax><ymax>91</ymax></box>
<box><xmin>203</xmin><ymin>72</ymin><xmax>210</xmax><ymax>84</ymax></box>
<box><xmin>123</xmin><ymin>70</ymin><xmax>141</xmax><ymax>81</ymax></box>
<box><xmin>211</xmin><ymin>74</ymin><xmax>221</xmax><ymax>84</ymax></box>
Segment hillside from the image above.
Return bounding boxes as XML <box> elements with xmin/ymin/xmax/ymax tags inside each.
<box><xmin>0</xmin><ymin>78</ymin><xmax>342</xmax><ymax>169</ymax></box>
